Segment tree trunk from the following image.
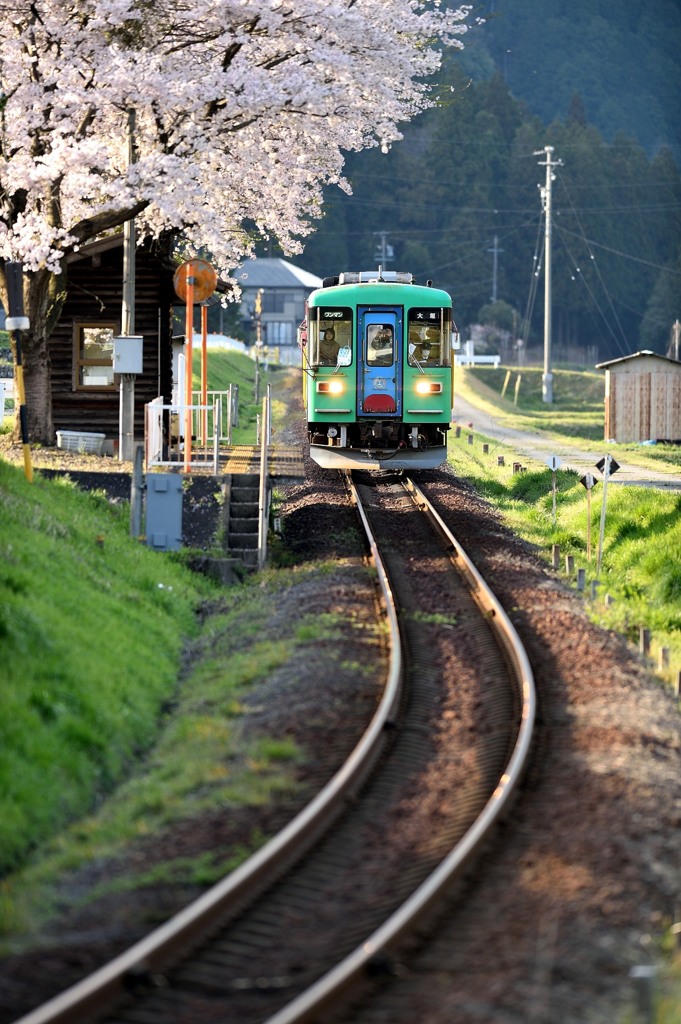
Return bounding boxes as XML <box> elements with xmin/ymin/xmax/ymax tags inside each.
<box><xmin>5</xmin><ymin>266</ymin><xmax>67</xmax><ymax>445</ymax></box>
<box><xmin>18</xmin><ymin>325</ymin><xmax>54</xmax><ymax>444</ymax></box>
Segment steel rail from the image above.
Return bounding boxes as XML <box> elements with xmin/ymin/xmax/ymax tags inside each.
<box><xmin>261</xmin><ymin>473</ymin><xmax>537</xmax><ymax>1024</ymax></box>
<box><xmin>12</xmin><ymin>506</ymin><xmax>403</xmax><ymax>1024</ymax></box>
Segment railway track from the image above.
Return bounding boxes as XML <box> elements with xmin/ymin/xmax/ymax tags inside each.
<box><xmin>14</xmin><ymin>471</ymin><xmax>535</xmax><ymax>1024</ymax></box>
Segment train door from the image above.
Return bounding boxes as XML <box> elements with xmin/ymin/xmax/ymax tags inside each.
<box><xmin>357</xmin><ymin>307</ymin><xmax>402</xmax><ymax>416</ymax></box>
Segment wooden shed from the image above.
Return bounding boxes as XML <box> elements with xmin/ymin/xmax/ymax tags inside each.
<box><xmin>49</xmin><ymin>234</ymin><xmax>177</xmax><ymax>449</ymax></box>
<box><xmin>596</xmin><ymin>351</ymin><xmax>681</xmax><ymax>444</ymax></box>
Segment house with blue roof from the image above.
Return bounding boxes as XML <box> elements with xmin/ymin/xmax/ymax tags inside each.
<box><xmin>232</xmin><ymin>258</ymin><xmax>322</xmax><ymax>347</ymax></box>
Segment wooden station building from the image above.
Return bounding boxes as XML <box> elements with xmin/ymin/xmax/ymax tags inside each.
<box><xmin>49</xmin><ymin>234</ymin><xmax>177</xmax><ymax>449</ymax></box>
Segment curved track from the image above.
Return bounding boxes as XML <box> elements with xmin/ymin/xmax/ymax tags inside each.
<box><xmin>13</xmin><ymin>472</ymin><xmax>535</xmax><ymax>1024</ymax></box>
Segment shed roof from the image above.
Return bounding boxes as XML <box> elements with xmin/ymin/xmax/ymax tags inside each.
<box><xmin>596</xmin><ymin>350</ymin><xmax>681</xmax><ymax>370</ymax></box>
<box><xmin>232</xmin><ymin>257</ymin><xmax>322</xmax><ymax>291</ymax></box>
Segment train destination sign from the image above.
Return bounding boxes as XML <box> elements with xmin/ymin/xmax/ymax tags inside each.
<box><xmin>320</xmin><ymin>307</ymin><xmax>352</xmax><ymax>320</ymax></box>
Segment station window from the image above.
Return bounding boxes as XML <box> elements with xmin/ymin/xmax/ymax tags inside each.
<box><xmin>309</xmin><ymin>307</ymin><xmax>353</xmax><ymax>366</ymax></box>
<box><xmin>407</xmin><ymin>308</ymin><xmax>452</xmax><ymax>367</ymax></box>
<box><xmin>74</xmin><ymin>323</ymin><xmax>117</xmax><ymax>389</ymax></box>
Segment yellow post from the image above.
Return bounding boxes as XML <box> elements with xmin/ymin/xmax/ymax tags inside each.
<box><xmin>501</xmin><ymin>369</ymin><xmax>511</xmax><ymax>398</ymax></box>
<box><xmin>514</xmin><ymin>373</ymin><xmax>522</xmax><ymax>406</ymax></box>
<box><xmin>5</xmin><ymin>262</ymin><xmax>33</xmax><ymax>482</ymax></box>
<box><xmin>15</xmin><ymin>357</ymin><xmax>33</xmax><ymax>483</ymax></box>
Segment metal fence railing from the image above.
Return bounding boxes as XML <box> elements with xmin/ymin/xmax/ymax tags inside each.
<box><xmin>145</xmin><ymin>397</ymin><xmax>222</xmax><ymax>473</ymax></box>
<box><xmin>144</xmin><ymin>383</ymin><xmax>274</xmax><ymax>572</ymax></box>
<box><xmin>191</xmin><ymin>387</ymin><xmax>239</xmax><ymax>444</ymax></box>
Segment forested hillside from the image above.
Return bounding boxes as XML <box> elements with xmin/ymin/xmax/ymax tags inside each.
<box><xmin>475</xmin><ymin>0</ymin><xmax>681</xmax><ymax>164</ymax></box>
<box><xmin>291</xmin><ymin>2</ymin><xmax>680</xmax><ymax>363</ymax></box>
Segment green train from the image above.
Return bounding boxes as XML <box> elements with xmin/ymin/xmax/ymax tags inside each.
<box><xmin>300</xmin><ymin>269</ymin><xmax>457</xmax><ymax>470</ymax></box>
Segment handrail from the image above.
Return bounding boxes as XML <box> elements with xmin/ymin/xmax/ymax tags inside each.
<box><xmin>258</xmin><ymin>383</ymin><xmax>271</xmax><ymax>569</ymax></box>
<box><xmin>144</xmin><ymin>399</ymin><xmax>221</xmax><ymax>472</ymax></box>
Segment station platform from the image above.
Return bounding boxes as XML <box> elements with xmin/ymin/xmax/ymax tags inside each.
<box><xmin>220</xmin><ymin>444</ymin><xmax>306</xmax><ymax>479</ymax></box>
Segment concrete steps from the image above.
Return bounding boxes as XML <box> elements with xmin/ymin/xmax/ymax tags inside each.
<box><xmin>224</xmin><ymin>474</ymin><xmax>261</xmax><ymax>568</ymax></box>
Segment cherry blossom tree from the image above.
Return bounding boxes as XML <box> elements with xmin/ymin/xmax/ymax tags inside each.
<box><xmin>0</xmin><ymin>0</ymin><xmax>471</xmax><ymax>441</ymax></box>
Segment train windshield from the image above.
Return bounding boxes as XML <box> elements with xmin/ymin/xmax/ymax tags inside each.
<box><xmin>366</xmin><ymin>323</ymin><xmax>395</xmax><ymax>367</ymax></box>
<box><xmin>310</xmin><ymin>306</ymin><xmax>353</xmax><ymax>366</ymax></box>
<box><xmin>407</xmin><ymin>308</ymin><xmax>452</xmax><ymax>367</ymax></box>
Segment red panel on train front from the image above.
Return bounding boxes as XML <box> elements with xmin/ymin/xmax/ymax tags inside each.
<box><xmin>363</xmin><ymin>394</ymin><xmax>397</xmax><ymax>413</ymax></box>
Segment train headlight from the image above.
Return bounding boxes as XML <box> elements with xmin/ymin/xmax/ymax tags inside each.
<box><xmin>415</xmin><ymin>380</ymin><xmax>443</xmax><ymax>395</ymax></box>
<box><xmin>317</xmin><ymin>379</ymin><xmax>345</xmax><ymax>395</ymax></box>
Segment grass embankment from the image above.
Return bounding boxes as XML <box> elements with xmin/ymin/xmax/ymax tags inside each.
<box><xmin>0</xmin><ymin>464</ymin><xmax>214</xmax><ymax>874</ymax></box>
<box><xmin>0</xmin><ymin>349</ymin><xmax>311</xmax><ymax>943</ymax></box>
<box><xmin>452</xmin><ymin>366</ymin><xmax>681</xmax><ymax>681</ymax></box>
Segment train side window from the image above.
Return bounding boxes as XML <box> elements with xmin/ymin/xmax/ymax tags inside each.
<box><xmin>407</xmin><ymin>309</ymin><xmax>452</xmax><ymax>367</ymax></box>
<box><xmin>310</xmin><ymin>308</ymin><xmax>353</xmax><ymax>366</ymax></box>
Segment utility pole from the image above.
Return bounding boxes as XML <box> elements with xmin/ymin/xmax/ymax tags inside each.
<box><xmin>373</xmin><ymin>231</ymin><xmax>394</xmax><ymax>267</ymax></box>
<box><xmin>120</xmin><ymin>108</ymin><xmax>137</xmax><ymax>461</ymax></box>
<box><xmin>122</xmin><ymin>109</ymin><xmax>136</xmax><ymax>338</ymax></box>
<box><xmin>535</xmin><ymin>145</ymin><xmax>562</xmax><ymax>404</ymax></box>
<box><xmin>487</xmin><ymin>234</ymin><xmax>504</xmax><ymax>303</ymax></box>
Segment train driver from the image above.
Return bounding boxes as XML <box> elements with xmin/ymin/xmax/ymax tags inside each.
<box><xmin>319</xmin><ymin>327</ymin><xmax>340</xmax><ymax>364</ymax></box>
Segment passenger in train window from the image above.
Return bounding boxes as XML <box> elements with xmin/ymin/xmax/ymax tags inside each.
<box><xmin>422</xmin><ymin>327</ymin><xmax>442</xmax><ymax>364</ymax></box>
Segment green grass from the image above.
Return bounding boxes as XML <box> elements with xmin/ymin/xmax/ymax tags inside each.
<box><xmin>448</xmin><ymin>367</ymin><xmax>681</xmax><ymax>687</ymax></box>
<box><xmin>195</xmin><ymin>348</ymin><xmax>293</xmax><ymax>445</ymax></box>
<box><xmin>0</xmin><ymin>530</ymin><xmax>358</xmax><ymax>943</ymax></box>
<box><xmin>461</xmin><ymin>366</ymin><xmax>681</xmax><ymax>469</ymax></box>
<box><xmin>0</xmin><ymin>348</ymin><xmax>295</xmax><ymax>891</ymax></box>
<box><xmin>0</xmin><ymin>462</ymin><xmax>219</xmax><ymax>878</ymax></box>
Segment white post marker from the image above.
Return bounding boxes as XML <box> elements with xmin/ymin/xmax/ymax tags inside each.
<box><xmin>579</xmin><ymin>471</ymin><xmax>597</xmax><ymax>561</ymax></box>
<box><xmin>546</xmin><ymin>455</ymin><xmax>561</xmax><ymax>525</ymax></box>
<box><xmin>595</xmin><ymin>455</ymin><xmax>619</xmax><ymax>576</ymax></box>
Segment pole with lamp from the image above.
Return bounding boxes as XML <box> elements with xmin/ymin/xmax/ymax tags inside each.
<box><xmin>172</xmin><ymin>259</ymin><xmax>217</xmax><ymax>471</ymax></box>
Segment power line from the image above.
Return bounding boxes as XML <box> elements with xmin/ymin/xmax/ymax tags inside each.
<box><xmin>554</xmin><ymin>225</ymin><xmax>681</xmax><ymax>275</ymax></box>
<box><xmin>519</xmin><ymin>214</ymin><xmax>545</xmax><ymax>356</ymax></box>
<box><xmin>556</xmin><ymin>168</ymin><xmax>631</xmax><ymax>354</ymax></box>
<box><xmin>554</xmin><ymin>225</ymin><xmax>629</xmax><ymax>358</ymax></box>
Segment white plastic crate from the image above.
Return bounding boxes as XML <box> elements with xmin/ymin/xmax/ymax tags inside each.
<box><xmin>56</xmin><ymin>430</ymin><xmax>106</xmax><ymax>455</ymax></box>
